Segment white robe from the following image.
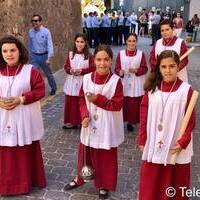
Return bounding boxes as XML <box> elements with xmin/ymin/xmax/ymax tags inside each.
<box><xmin>80</xmin><ymin>73</ymin><xmax>124</xmax><ymax>150</ymax></box>
<box><xmin>63</xmin><ymin>52</ymin><xmax>89</xmax><ymax>96</ymax></box>
<box><xmin>142</xmin><ymin>82</ymin><xmax>193</xmax><ymax>165</ymax></box>
<box><xmin>0</xmin><ymin>65</ymin><xmax>44</xmax><ymax>146</ymax></box>
<box><xmin>155</xmin><ymin>38</ymin><xmax>188</xmax><ymax>82</ymax></box>
<box><xmin>120</xmin><ymin>50</ymin><xmax>146</xmax><ymax>97</ymax></box>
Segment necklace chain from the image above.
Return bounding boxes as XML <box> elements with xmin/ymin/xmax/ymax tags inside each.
<box><xmin>157</xmin><ymin>78</ymin><xmax>178</xmax><ymax>149</ymax></box>
<box><xmin>92</xmin><ymin>71</ymin><xmax>111</xmax><ymax>121</ymax></box>
<box><xmin>6</xmin><ymin>65</ymin><xmax>21</xmax><ymax>98</ymax></box>
<box><xmin>159</xmin><ymin>78</ymin><xmax>177</xmax><ymax>126</ymax></box>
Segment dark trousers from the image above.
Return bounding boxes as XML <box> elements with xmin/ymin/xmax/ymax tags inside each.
<box><xmin>100</xmin><ymin>27</ymin><xmax>109</xmax><ymax>44</ymax></box>
<box><xmin>117</xmin><ymin>26</ymin><xmax>123</xmax><ymax>45</ymax></box>
<box><xmin>83</xmin><ymin>27</ymin><xmax>87</xmax><ymax>34</ymax></box>
<box><xmin>93</xmin><ymin>27</ymin><xmax>100</xmax><ymax>48</ymax></box>
<box><xmin>131</xmin><ymin>24</ymin><xmax>136</xmax><ymax>33</ymax></box>
<box><xmin>111</xmin><ymin>27</ymin><xmax>118</xmax><ymax>45</ymax></box>
<box><xmin>151</xmin><ymin>24</ymin><xmax>161</xmax><ymax>45</ymax></box>
<box><xmin>87</xmin><ymin>28</ymin><xmax>93</xmax><ymax>47</ymax></box>
<box><xmin>107</xmin><ymin>27</ymin><xmax>112</xmax><ymax>45</ymax></box>
<box><xmin>123</xmin><ymin>26</ymin><xmax>130</xmax><ymax>42</ymax></box>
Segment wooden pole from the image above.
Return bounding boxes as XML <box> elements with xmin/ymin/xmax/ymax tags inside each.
<box><xmin>170</xmin><ymin>90</ymin><xmax>199</xmax><ymax>164</ymax></box>
<box><xmin>180</xmin><ymin>46</ymin><xmax>195</xmax><ymax>61</ymax></box>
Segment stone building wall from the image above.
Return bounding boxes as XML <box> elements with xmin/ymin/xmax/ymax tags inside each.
<box><xmin>0</xmin><ymin>0</ymin><xmax>82</xmax><ymax>71</ymax></box>
<box><xmin>189</xmin><ymin>0</ymin><xmax>200</xmax><ymax>19</ymax></box>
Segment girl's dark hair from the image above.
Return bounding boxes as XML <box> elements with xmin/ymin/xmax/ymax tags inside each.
<box><xmin>72</xmin><ymin>33</ymin><xmax>89</xmax><ymax>60</ymax></box>
<box><xmin>144</xmin><ymin>50</ymin><xmax>180</xmax><ymax>92</ymax></box>
<box><xmin>160</xmin><ymin>19</ymin><xmax>174</xmax><ymax>29</ymax></box>
<box><xmin>126</xmin><ymin>32</ymin><xmax>138</xmax><ymax>41</ymax></box>
<box><xmin>0</xmin><ymin>35</ymin><xmax>29</xmax><ymax>67</ymax></box>
<box><xmin>94</xmin><ymin>44</ymin><xmax>113</xmax><ymax>59</ymax></box>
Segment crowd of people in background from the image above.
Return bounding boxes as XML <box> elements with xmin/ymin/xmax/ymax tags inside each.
<box><xmin>82</xmin><ymin>8</ymin><xmax>200</xmax><ymax>47</ymax></box>
<box><xmin>186</xmin><ymin>14</ymin><xmax>200</xmax><ymax>42</ymax></box>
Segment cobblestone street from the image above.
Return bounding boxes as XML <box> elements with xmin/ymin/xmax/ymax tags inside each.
<box><xmin>1</xmin><ymin>37</ymin><xmax>200</xmax><ymax>200</ymax></box>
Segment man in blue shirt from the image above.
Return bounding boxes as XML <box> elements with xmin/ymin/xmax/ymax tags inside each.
<box><xmin>100</xmin><ymin>11</ymin><xmax>111</xmax><ymax>44</ymax></box>
<box><xmin>151</xmin><ymin>10</ymin><xmax>161</xmax><ymax>45</ymax></box>
<box><xmin>91</xmin><ymin>11</ymin><xmax>102</xmax><ymax>48</ymax></box>
<box><xmin>28</xmin><ymin>14</ymin><xmax>57</xmax><ymax>95</ymax></box>
<box><xmin>85</xmin><ymin>12</ymin><xmax>94</xmax><ymax>48</ymax></box>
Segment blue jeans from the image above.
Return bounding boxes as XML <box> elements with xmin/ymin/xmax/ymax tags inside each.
<box><xmin>30</xmin><ymin>54</ymin><xmax>57</xmax><ymax>91</ymax></box>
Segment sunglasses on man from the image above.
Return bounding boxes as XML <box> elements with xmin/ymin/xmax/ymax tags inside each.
<box><xmin>31</xmin><ymin>19</ymin><xmax>40</xmax><ymax>22</ymax></box>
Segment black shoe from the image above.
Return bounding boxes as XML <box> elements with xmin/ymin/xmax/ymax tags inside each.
<box><xmin>63</xmin><ymin>180</ymin><xmax>81</xmax><ymax>191</ymax></box>
<box><xmin>62</xmin><ymin>125</ymin><xmax>78</xmax><ymax>129</ymax></box>
<box><xmin>49</xmin><ymin>90</ymin><xmax>56</xmax><ymax>96</ymax></box>
<box><xmin>99</xmin><ymin>189</ymin><xmax>109</xmax><ymax>199</ymax></box>
<box><xmin>127</xmin><ymin>123</ymin><xmax>134</xmax><ymax>132</ymax></box>
<box><xmin>50</xmin><ymin>90</ymin><xmax>56</xmax><ymax>95</ymax></box>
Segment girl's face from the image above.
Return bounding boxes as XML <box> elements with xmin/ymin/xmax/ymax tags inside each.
<box><xmin>2</xmin><ymin>43</ymin><xmax>20</xmax><ymax>66</ymax></box>
<box><xmin>161</xmin><ymin>24</ymin><xmax>173</xmax><ymax>40</ymax></box>
<box><xmin>126</xmin><ymin>35</ymin><xmax>137</xmax><ymax>51</ymax></box>
<box><xmin>95</xmin><ymin>50</ymin><xmax>111</xmax><ymax>75</ymax></box>
<box><xmin>75</xmin><ymin>37</ymin><xmax>86</xmax><ymax>52</ymax></box>
<box><xmin>159</xmin><ymin>57</ymin><xmax>179</xmax><ymax>82</ymax></box>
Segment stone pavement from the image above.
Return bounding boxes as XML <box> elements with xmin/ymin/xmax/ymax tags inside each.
<box><xmin>1</xmin><ymin>36</ymin><xmax>200</xmax><ymax>200</ymax></box>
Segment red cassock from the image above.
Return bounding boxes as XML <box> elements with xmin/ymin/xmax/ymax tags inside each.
<box><xmin>137</xmin><ymin>79</ymin><xmax>195</xmax><ymax>200</ymax></box>
<box><xmin>75</xmin><ymin>72</ymin><xmax>123</xmax><ymax>191</ymax></box>
<box><xmin>0</xmin><ymin>65</ymin><xmax>46</xmax><ymax>195</ymax></box>
<box><xmin>115</xmin><ymin>49</ymin><xmax>148</xmax><ymax>124</ymax></box>
<box><xmin>63</xmin><ymin>54</ymin><xmax>95</xmax><ymax>126</ymax></box>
